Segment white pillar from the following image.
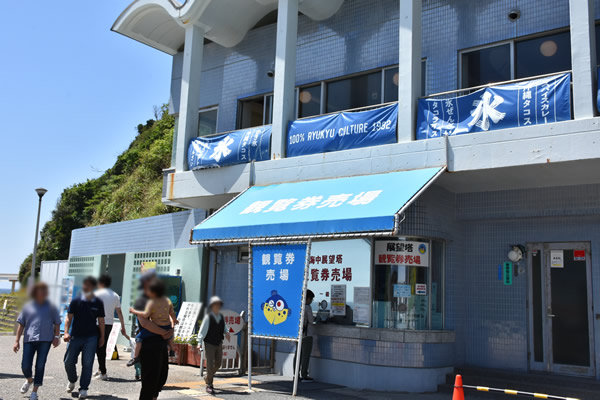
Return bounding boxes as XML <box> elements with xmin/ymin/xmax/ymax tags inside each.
<box><xmin>271</xmin><ymin>0</ymin><xmax>298</xmax><ymax>159</ymax></box>
<box><xmin>569</xmin><ymin>0</ymin><xmax>596</xmax><ymax>119</ymax></box>
<box><xmin>175</xmin><ymin>24</ymin><xmax>205</xmax><ymax>171</ymax></box>
<box><xmin>397</xmin><ymin>0</ymin><xmax>422</xmax><ymax>142</ymax></box>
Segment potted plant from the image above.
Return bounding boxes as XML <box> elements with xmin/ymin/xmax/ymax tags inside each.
<box><xmin>170</xmin><ymin>336</ymin><xmax>188</xmax><ymax>365</ymax></box>
<box><xmin>186</xmin><ymin>335</ymin><xmax>201</xmax><ymax>367</ymax></box>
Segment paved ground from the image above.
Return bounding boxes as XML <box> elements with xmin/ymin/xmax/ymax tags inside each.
<box><xmin>0</xmin><ymin>336</ymin><xmax>487</xmax><ymax>400</ymax></box>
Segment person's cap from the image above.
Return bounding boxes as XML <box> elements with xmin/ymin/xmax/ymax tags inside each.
<box><xmin>138</xmin><ymin>269</ymin><xmax>157</xmax><ymax>289</ymax></box>
<box><xmin>209</xmin><ymin>296</ymin><xmax>223</xmax><ymax>307</ymax></box>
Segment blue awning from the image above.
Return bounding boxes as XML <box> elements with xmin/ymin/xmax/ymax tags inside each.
<box><xmin>191</xmin><ymin>167</ymin><xmax>445</xmax><ymax>243</ymax></box>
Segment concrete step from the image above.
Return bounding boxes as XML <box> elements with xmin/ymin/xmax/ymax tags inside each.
<box><xmin>440</xmin><ymin>368</ymin><xmax>600</xmax><ymax>400</ymax></box>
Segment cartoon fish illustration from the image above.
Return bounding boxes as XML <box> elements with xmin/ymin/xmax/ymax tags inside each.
<box><xmin>261</xmin><ymin>290</ymin><xmax>291</xmax><ymax>325</ymax></box>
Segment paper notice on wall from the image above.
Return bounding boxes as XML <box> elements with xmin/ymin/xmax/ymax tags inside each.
<box><xmin>174</xmin><ymin>302</ymin><xmax>202</xmax><ymax>338</ymax></box>
<box><xmin>415</xmin><ymin>283</ymin><xmax>427</xmax><ymax>296</ymax></box>
<box><xmin>550</xmin><ymin>250</ymin><xmax>564</xmax><ymax>268</ymax></box>
<box><xmin>574</xmin><ymin>249</ymin><xmax>586</xmax><ymax>261</ymax></box>
<box><xmin>393</xmin><ymin>284</ymin><xmax>412</xmax><ymax>298</ymax></box>
<box><xmin>330</xmin><ymin>284</ymin><xmax>347</xmax><ymax>316</ymax></box>
<box><xmin>353</xmin><ymin>286</ymin><xmax>371</xmax><ymax>326</ymax></box>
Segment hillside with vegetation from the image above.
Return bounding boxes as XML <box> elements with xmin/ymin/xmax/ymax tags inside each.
<box><xmin>18</xmin><ymin>105</ymin><xmax>181</xmax><ymax>284</ymax></box>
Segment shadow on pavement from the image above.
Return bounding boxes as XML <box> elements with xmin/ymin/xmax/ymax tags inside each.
<box><xmin>0</xmin><ymin>373</ymin><xmax>24</xmax><ymax>379</ymax></box>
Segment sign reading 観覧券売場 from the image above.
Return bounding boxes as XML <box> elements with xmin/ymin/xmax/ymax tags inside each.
<box><xmin>286</xmin><ymin>103</ymin><xmax>397</xmax><ymax>157</ymax></box>
<box><xmin>252</xmin><ymin>244</ymin><xmax>307</xmax><ymax>339</ymax></box>
<box><xmin>374</xmin><ymin>241</ymin><xmax>429</xmax><ymax>267</ymax></box>
<box><xmin>188</xmin><ymin>126</ymin><xmax>271</xmax><ymax>169</ymax></box>
<box><xmin>417</xmin><ymin>73</ymin><xmax>571</xmax><ymax>139</ymax></box>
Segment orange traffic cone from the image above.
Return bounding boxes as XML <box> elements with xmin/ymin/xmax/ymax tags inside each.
<box><xmin>452</xmin><ymin>375</ymin><xmax>465</xmax><ymax>400</ymax></box>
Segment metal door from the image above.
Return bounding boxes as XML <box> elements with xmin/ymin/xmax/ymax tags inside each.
<box><xmin>528</xmin><ymin>242</ymin><xmax>594</xmax><ymax>376</ymax></box>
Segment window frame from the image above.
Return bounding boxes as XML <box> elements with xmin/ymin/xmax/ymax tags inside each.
<box><xmin>458</xmin><ymin>28</ymin><xmax>572</xmax><ymax>89</ymax></box>
<box><xmin>197</xmin><ymin>105</ymin><xmax>219</xmax><ymax>137</ymax></box>
<box><xmin>236</xmin><ymin>93</ymin><xmax>273</xmax><ymax>129</ymax></box>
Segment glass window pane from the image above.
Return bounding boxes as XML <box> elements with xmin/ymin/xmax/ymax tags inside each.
<box><xmin>384</xmin><ymin>68</ymin><xmax>399</xmax><ymax>103</ymax></box>
<box><xmin>515</xmin><ymin>31</ymin><xmax>571</xmax><ymax>79</ymax></box>
<box><xmin>197</xmin><ymin>109</ymin><xmax>218</xmax><ymax>137</ymax></box>
<box><xmin>326</xmin><ymin>71</ymin><xmax>382</xmax><ymax>113</ymax></box>
<box><xmin>372</xmin><ymin>239</ymin><xmax>431</xmax><ymax>330</ymax></box>
<box><xmin>430</xmin><ymin>240</ymin><xmax>443</xmax><ymax>330</ymax></box>
<box><xmin>298</xmin><ymin>85</ymin><xmax>321</xmax><ymax>118</ymax></box>
<box><xmin>264</xmin><ymin>95</ymin><xmax>273</xmax><ymax>125</ymax></box>
<box><xmin>461</xmin><ymin>44</ymin><xmax>511</xmax><ymax>88</ymax></box>
<box><xmin>307</xmin><ymin>239</ymin><xmax>372</xmax><ymax>326</ymax></box>
<box><xmin>596</xmin><ymin>24</ymin><xmax>600</xmax><ymax>66</ymax></box>
<box><xmin>238</xmin><ymin>97</ymin><xmax>265</xmax><ymax>129</ymax></box>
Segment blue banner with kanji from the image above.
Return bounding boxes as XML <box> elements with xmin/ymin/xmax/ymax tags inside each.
<box><xmin>188</xmin><ymin>125</ymin><xmax>271</xmax><ymax>170</ymax></box>
<box><xmin>417</xmin><ymin>73</ymin><xmax>571</xmax><ymax>139</ymax></box>
<box><xmin>286</xmin><ymin>103</ymin><xmax>398</xmax><ymax>157</ymax></box>
<box><xmin>251</xmin><ymin>244</ymin><xmax>307</xmax><ymax>339</ymax></box>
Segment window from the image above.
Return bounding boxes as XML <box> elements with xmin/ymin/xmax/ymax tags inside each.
<box><xmin>298</xmin><ymin>85</ymin><xmax>321</xmax><ymax>118</ymax></box>
<box><xmin>326</xmin><ymin>71</ymin><xmax>382</xmax><ymax>113</ymax></box>
<box><xmin>198</xmin><ymin>107</ymin><xmax>218</xmax><ymax>137</ymax></box>
<box><xmin>460</xmin><ymin>30</ymin><xmax>572</xmax><ymax>89</ymax></box>
<box><xmin>383</xmin><ymin>60</ymin><xmax>427</xmax><ymax>102</ymax></box>
<box><xmin>461</xmin><ymin>43</ymin><xmax>511</xmax><ymax>88</ymax></box>
<box><xmin>307</xmin><ymin>239</ymin><xmax>372</xmax><ymax>326</ymax></box>
<box><xmin>515</xmin><ymin>31</ymin><xmax>571</xmax><ymax>79</ymax></box>
<box><xmin>372</xmin><ymin>238</ymin><xmax>444</xmax><ymax>330</ymax></box>
<box><xmin>238</xmin><ymin>94</ymin><xmax>273</xmax><ymax>129</ymax></box>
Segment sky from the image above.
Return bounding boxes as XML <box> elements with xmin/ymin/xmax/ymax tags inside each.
<box><xmin>0</xmin><ymin>2</ymin><xmax>172</xmax><ymax>289</ymax></box>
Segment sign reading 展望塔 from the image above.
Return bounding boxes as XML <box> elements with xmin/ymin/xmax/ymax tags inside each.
<box><xmin>416</xmin><ymin>73</ymin><xmax>571</xmax><ymax>139</ymax></box>
<box><xmin>374</xmin><ymin>241</ymin><xmax>429</xmax><ymax>267</ymax></box>
<box><xmin>286</xmin><ymin>103</ymin><xmax>398</xmax><ymax>157</ymax></box>
<box><xmin>188</xmin><ymin>125</ymin><xmax>271</xmax><ymax>170</ymax></box>
<box><xmin>252</xmin><ymin>244</ymin><xmax>307</xmax><ymax>339</ymax></box>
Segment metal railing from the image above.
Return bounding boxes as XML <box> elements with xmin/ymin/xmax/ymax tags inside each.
<box><xmin>423</xmin><ymin>70</ymin><xmax>572</xmax><ymax>100</ymax></box>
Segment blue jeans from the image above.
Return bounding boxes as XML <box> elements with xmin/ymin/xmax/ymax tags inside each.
<box><xmin>22</xmin><ymin>341</ymin><xmax>52</xmax><ymax>386</ymax></box>
<box><xmin>64</xmin><ymin>336</ymin><xmax>98</xmax><ymax>391</ymax></box>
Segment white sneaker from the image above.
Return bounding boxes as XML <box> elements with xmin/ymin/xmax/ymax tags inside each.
<box><xmin>29</xmin><ymin>392</ymin><xmax>38</xmax><ymax>400</ymax></box>
<box><xmin>79</xmin><ymin>389</ymin><xmax>88</xmax><ymax>398</ymax></box>
<box><xmin>20</xmin><ymin>380</ymin><xmax>31</xmax><ymax>394</ymax></box>
<box><xmin>93</xmin><ymin>370</ymin><xmax>101</xmax><ymax>378</ymax></box>
<box><xmin>99</xmin><ymin>373</ymin><xmax>108</xmax><ymax>381</ymax></box>
<box><xmin>66</xmin><ymin>382</ymin><xmax>75</xmax><ymax>393</ymax></box>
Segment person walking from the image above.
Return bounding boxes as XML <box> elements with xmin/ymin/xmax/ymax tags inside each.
<box><xmin>294</xmin><ymin>290</ymin><xmax>315</xmax><ymax>382</ymax></box>
<box><xmin>197</xmin><ymin>296</ymin><xmax>225</xmax><ymax>395</ymax></box>
<box><xmin>94</xmin><ymin>274</ymin><xmax>127</xmax><ymax>381</ymax></box>
<box><xmin>134</xmin><ymin>273</ymin><xmax>172</xmax><ymax>400</ymax></box>
<box><xmin>63</xmin><ymin>276</ymin><xmax>105</xmax><ymax>399</ymax></box>
<box><xmin>13</xmin><ymin>282</ymin><xmax>61</xmax><ymax>400</ymax></box>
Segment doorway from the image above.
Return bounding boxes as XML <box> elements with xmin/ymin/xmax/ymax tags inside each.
<box><xmin>100</xmin><ymin>254</ymin><xmax>126</xmax><ymax>297</ymax></box>
<box><xmin>527</xmin><ymin>242</ymin><xmax>594</xmax><ymax>376</ymax></box>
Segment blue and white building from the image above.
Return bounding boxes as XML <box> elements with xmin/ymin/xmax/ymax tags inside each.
<box><xmin>107</xmin><ymin>0</ymin><xmax>600</xmax><ymax>392</ymax></box>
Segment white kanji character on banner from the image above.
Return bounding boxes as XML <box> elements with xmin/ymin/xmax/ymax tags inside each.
<box><xmin>285</xmin><ymin>252</ymin><xmax>295</xmax><ymax>265</ymax></box>
<box><xmin>348</xmin><ymin>190</ymin><xmax>383</xmax><ymax>205</ymax></box>
<box><xmin>291</xmin><ymin>196</ymin><xmax>323</xmax><ymax>210</ymax></box>
<box><xmin>262</xmin><ymin>253</ymin><xmax>271</xmax><ymax>265</ymax></box>
<box><xmin>280</xmin><ymin>269</ymin><xmax>289</xmax><ymax>281</ymax></box>
<box><xmin>273</xmin><ymin>253</ymin><xmax>283</xmax><ymax>265</ymax></box>
<box><xmin>317</xmin><ymin>194</ymin><xmax>352</xmax><ymax>208</ymax></box>
<box><xmin>266</xmin><ymin>269</ymin><xmax>275</xmax><ymax>281</ymax></box>
<box><xmin>263</xmin><ymin>198</ymin><xmax>298</xmax><ymax>212</ymax></box>
<box><xmin>241</xmin><ymin>200</ymin><xmax>273</xmax><ymax>214</ymax></box>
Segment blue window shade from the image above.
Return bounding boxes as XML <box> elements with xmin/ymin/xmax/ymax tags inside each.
<box><xmin>191</xmin><ymin>167</ymin><xmax>445</xmax><ymax>243</ymax></box>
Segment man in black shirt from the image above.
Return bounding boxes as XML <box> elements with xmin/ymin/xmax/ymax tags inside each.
<box><xmin>63</xmin><ymin>276</ymin><xmax>105</xmax><ymax>399</ymax></box>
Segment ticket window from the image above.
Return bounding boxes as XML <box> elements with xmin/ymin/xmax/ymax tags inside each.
<box><xmin>372</xmin><ymin>238</ymin><xmax>444</xmax><ymax>330</ymax></box>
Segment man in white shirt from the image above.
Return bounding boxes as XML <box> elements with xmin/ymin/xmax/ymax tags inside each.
<box><xmin>93</xmin><ymin>274</ymin><xmax>127</xmax><ymax>380</ymax></box>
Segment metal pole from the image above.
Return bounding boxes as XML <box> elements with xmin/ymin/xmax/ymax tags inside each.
<box><xmin>247</xmin><ymin>241</ymin><xmax>253</xmax><ymax>391</ymax></box>
<box><xmin>292</xmin><ymin>239</ymin><xmax>312</xmax><ymax>396</ymax></box>
<box><xmin>30</xmin><ymin>195</ymin><xmax>44</xmax><ymax>288</ymax></box>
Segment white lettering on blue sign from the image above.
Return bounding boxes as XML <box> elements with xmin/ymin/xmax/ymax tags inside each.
<box><xmin>210</xmin><ymin>136</ymin><xmax>234</xmax><ymax>162</ymax></box>
<box><xmin>280</xmin><ymin>269</ymin><xmax>289</xmax><ymax>281</ymax></box>
<box><xmin>285</xmin><ymin>252</ymin><xmax>295</xmax><ymax>265</ymax></box>
<box><xmin>262</xmin><ymin>253</ymin><xmax>271</xmax><ymax>265</ymax></box>
<box><xmin>468</xmin><ymin>92</ymin><xmax>506</xmax><ymax>131</ymax></box>
<box><xmin>266</xmin><ymin>269</ymin><xmax>275</xmax><ymax>281</ymax></box>
<box><xmin>240</xmin><ymin>190</ymin><xmax>382</xmax><ymax>215</ymax></box>
<box><xmin>273</xmin><ymin>253</ymin><xmax>283</xmax><ymax>265</ymax></box>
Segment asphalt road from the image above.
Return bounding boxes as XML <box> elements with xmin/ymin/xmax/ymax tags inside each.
<box><xmin>0</xmin><ymin>336</ymin><xmax>487</xmax><ymax>400</ymax></box>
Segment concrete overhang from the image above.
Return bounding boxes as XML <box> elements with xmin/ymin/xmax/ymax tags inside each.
<box><xmin>112</xmin><ymin>0</ymin><xmax>345</xmax><ymax>55</ymax></box>
<box><xmin>163</xmin><ymin>117</ymin><xmax>600</xmax><ymax>209</ymax></box>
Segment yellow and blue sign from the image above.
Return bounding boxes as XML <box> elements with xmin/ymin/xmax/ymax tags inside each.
<box><xmin>252</xmin><ymin>244</ymin><xmax>307</xmax><ymax>338</ymax></box>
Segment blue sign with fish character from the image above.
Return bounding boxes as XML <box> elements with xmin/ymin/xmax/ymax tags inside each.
<box><xmin>251</xmin><ymin>244</ymin><xmax>307</xmax><ymax>338</ymax></box>
<box><xmin>416</xmin><ymin>73</ymin><xmax>571</xmax><ymax>139</ymax></box>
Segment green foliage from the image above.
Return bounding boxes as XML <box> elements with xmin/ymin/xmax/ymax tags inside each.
<box><xmin>18</xmin><ymin>105</ymin><xmax>182</xmax><ymax>284</ymax></box>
